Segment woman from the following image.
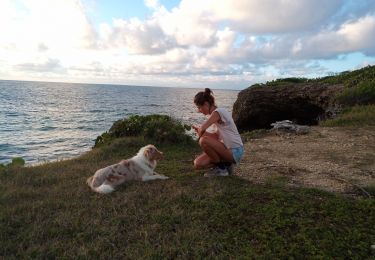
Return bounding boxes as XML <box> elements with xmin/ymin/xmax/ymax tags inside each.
<box><xmin>193</xmin><ymin>88</ymin><xmax>244</xmax><ymax>176</ymax></box>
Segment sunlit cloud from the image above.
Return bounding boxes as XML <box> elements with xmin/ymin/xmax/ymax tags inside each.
<box><xmin>0</xmin><ymin>0</ymin><xmax>375</xmax><ymax>89</ymax></box>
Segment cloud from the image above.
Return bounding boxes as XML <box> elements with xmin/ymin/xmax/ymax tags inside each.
<box><xmin>293</xmin><ymin>15</ymin><xmax>375</xmax><ymax>58</ymax></box>
<box><xmin>100</xmin><ymin>17</ymin><xmax>176</xmax><ymax>54</ymax></box>
<box><xmin>14</xmin><ymin>58</ymin><xmax>65</xmax><ymax>73</ymax></box>
<box><xmin>144</xmin><ymin>0</ymin><xmax>160</xmax><ymax>9</ymax></box>
<box><xmin>210</xmin><ymin>0</ymin><xmax>344</xmax><ymax>33</ymax></box>
<box><xmin>1</xmin><ymin>0</ymin><xmax>375</xmax><ymax>88</ymax></box>
<box><xmin>0</xmin><ymin>0</ymin><xmax>98</xmax><ymax>52</ymax></box>
<box><xmin>38</xmin><ymin>43</ymin><xmax>49</xmax><ymax>52</ymax></box>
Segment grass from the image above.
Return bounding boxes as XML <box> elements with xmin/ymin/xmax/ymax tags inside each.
<box><xmin>1</xmin><ymin>136</ymin><xmax>374</xmax><ymax>258</ymax></box>
<box><xmin>336</xmin><ymin>80</ymin><xmax>375</xmax><ymax>106</ymax></box>
<box><xmin>250</xmin><ymin>65</ymin><xmax>375</xmax><ymax>110</ymax></box>
<box><xmin>320</xmin><ymin>105</ymin><xmax>375</xmax><ymax>127</ymax></box>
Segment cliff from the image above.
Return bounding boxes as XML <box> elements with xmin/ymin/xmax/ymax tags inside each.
<box><xmin>233</xmin><ymin>83</ymin><xmax>344</xmax><ymax>132</ymax></box>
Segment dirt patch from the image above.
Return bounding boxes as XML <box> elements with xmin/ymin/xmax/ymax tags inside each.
<box><xmin>236</xmin><ymin>126</ymin><xmax>375</xmax><ymax>196</ymax></box>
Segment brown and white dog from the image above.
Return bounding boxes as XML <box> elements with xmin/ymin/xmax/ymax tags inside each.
<box><xmin>86</xmin><ymin>144</ymin><xmax>168</xmax><ymax>194</ymax></box>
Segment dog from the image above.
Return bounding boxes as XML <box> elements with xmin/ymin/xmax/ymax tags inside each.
<box><xmin>86</xmin><ymin>144</ymin><xmax>168</xmax><ymax>194</ymax></box>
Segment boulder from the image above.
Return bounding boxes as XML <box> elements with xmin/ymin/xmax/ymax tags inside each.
<box><xmin>270</xmin><ymin>120</ymin><xmax>310</xmax><ymax>134</ymax></box>
<box><xmin>233</xmin><ymin>83</ymin><xmax>344</xmax><ymax>132</ymax></box>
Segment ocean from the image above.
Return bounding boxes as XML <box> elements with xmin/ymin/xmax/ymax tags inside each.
<box><xmin>0</xmin><ymin>80</ymin><xmax>239</xmax><ymax>165</ymax></box>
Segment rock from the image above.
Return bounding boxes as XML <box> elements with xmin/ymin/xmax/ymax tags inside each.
<box><xmin>233</xmin><ymin>83</ymin><xmax>344</xmax><ymax>132</ymax></box>
<box><xmin>270</xmin><ymin>120</ymin><xmax>310</xmax><ymax>134</ymax></box>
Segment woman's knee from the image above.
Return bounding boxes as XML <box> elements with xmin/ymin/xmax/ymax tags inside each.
<box><xmin>198</xmin><ymin>136</ymin><xmax>210</xmax><ymax>148</ymax></box>
<box><xmin>193</xmin><ymin>158</ymin><xmax>202</xmax><ymax>170</ymax></box>
<box><xmin>194</xmin><ymin>157</ymin><xmax>209</xmax><ymax>170</ymax></box>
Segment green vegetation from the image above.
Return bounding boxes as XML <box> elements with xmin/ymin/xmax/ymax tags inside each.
<box><xmin>336</xmin><ymin>80</ymin><xmax>375</xmax><ymax>106</ymax></box>
<box><xmin>10</xmin><ymin>157</ymin><xmax>25</xmax><ymax>167</ymax></box>
<box><xmin>320</xmin><ymin>105</ymin><xmax>375</xmax><ymax>127</ymax></box>
<box><xmin>250</xmin><ymin>65</ymin><xmax>375</xmax><ymax>127</ymax></box>
<box><xmin>0</xmin><ymin>115</ymin><xmax>374</xmax><ymax>258</ymax></box>
<box><xmin>319</xmin><ymin>65</ymin><xmax>375</xmax><ymax>87</ymax></box>
<box><xmin>252</xmin><ymin>77</ymin><xmax>310</xmax><ymax>88</ymax></box>
<box><xmin>255</xmin><ymin>65</ymin><xmax>375</xmax><ymax>106</ymax></box>
<box><xmin>256</xmin><ymin>65</ymin><xmax>375</xmax><ymax>89</ymax></box>
<box><xmin>95</xmin><ymin>114</ymin><xmax>193</xmax><ymax>147</ymax></box>
<box><xmin>0</xmin><ymin>157</ymin><xmax>25</xmax><ymax>169</ymax></box>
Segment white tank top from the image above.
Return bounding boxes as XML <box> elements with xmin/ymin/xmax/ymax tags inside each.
<box><xmin>213</xmin><ymin>107</ymin><xmax>243</xmax><ymax>149</ymax></box>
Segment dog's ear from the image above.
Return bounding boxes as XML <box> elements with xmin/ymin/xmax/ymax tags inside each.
<box><xmin>143</xmin><ymin>146</ymin><xmax>152</xmax><ymax>160</ymax></box>
<box><xmin>143</xmin><ymin>145</ymin><xmax>163</xmax><ymax>161</ymax></box>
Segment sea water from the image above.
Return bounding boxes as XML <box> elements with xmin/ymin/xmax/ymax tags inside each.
<box><xmin>0</xmin><ymin>80</ymin><xmax>239</xmax><ymax>165</ymax></box>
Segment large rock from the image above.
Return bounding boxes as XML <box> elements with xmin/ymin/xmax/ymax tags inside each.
<box><xmin>233</xmin><ymin>83</ymin><xmax>344</xmax><ymax>132</ymax></box>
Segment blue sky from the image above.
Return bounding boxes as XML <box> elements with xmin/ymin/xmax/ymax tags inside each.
<box><xmin>1</xmin><ymin>0</ymin><xmax>375</xmax><ymax>89</ymax></box>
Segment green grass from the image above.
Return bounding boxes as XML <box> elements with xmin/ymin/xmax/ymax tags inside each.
<box><xmin>320</xmin><ymin>105</ymin><xmax>375</xmax><ymax>127</ymax></box>
<box><xmin>336</xmin><ymin>80</ymin><xmax>375</xmax><ymax>106</ymax></box>
<box><xmin>250</xmin><ymin>65</ymin><xmax>375</xmax><ymax>109</ymax></box>
<box><xmin>0</xmin><ymin>136</ymin><xmax>374</xmax><ymax>258</ymax></box>
<box><xmin>251</xmin><ymin>65</ymin><xmax>375</xmax><ymax>88</ymax></box>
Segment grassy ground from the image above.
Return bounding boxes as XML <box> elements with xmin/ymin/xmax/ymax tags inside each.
<box><xmin>0</xmin><ymin>136</ymin><xmax>374</xmax><ymax>258</ymax></box>
<box><xmin>320</xmin><ymin>104</ymin><xmax>375</xmax><ymax>127</ymax></box>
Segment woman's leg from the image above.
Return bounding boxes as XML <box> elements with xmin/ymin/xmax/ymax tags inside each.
<box><xmin>193</xmin><ymin>153</ymin><xmax>213</xmax><ymax>169</ymax></box>
<box><xmin>199</xmin><ymin>136</ymin><xmax>234</xmax><ymax>164</ymax></box>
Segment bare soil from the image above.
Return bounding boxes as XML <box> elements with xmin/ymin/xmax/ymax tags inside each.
<box><xmin>235</xmin><ymin>126</ymin><xmax>375</xmax><ymax>197</ymax></box>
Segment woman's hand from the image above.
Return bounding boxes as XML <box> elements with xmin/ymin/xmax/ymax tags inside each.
<box><xmin>192</xmin><ymin>125</ymin><xmax>205</xmax><ymax>140</ymax></box>
<box><xmin>192</xmin><ymin>125</ymin><xmax>199</xmax><ymax>133</ymax></box>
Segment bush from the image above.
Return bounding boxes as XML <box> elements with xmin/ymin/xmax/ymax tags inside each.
<box><xmin>10</xmin><ymin>157</ymin><xmax>25</xmax><ymax>167</ymax></box>
<box><xmin>319</xmin><ymin>65</ymin><xmax>375</xmax><ymax>87</ymax></box>
<box><xmin>95</xmin><ymin>115</ymin><xmax>193</xmax><ymax>147</ymax></box>
<box><xmin>336</xmin><ymin>80</ymin><xmax>375</xmax><ymax>106</ymax></box>
<box><xmin>320</xmin><ymin>105</ymin><xmax>375</xmax><ymax>127</ymax></box>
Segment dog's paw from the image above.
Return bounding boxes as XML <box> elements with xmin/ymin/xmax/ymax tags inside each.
<box><xmin>160</xmin><ymin>175</ymin><xmax>169</xmax><ymax>180</ymax></box>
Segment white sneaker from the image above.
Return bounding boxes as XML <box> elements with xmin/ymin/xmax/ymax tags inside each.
<box><xmin>204</xmin><ymin>167</ymin><xmax>229</xmax><ymax>177</ymax></box>
<box><xmin>227</xmin><ymin>164</ymin><xmax>235</xmax><ymax>175</ymax></box>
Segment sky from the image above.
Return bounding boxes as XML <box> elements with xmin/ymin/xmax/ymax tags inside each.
<box><xmin>0</xmin><ymin>0</ymin><xmax>375</xmax><ymax>90</ymax></box>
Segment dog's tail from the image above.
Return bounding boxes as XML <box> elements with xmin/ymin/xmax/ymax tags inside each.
<box><xmin>86</xmin><ymin>176</ymin><xmax>114</xmax><ymax>194</ymax></box>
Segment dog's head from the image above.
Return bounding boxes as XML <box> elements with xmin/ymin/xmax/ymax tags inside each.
<box><xmin>140</xmin><ymin>144</ymin><xmax>163</xmax><ymax>162</ymax></box>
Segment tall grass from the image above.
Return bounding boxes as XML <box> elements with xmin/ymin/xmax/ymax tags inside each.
<box><xmin>320</xmin><ymin>105</ymin><xmax>375</xmax><ymax>127</ymax></box>
<box><xmin>251</xmin><ymin>65</ymin><xmax>375</xmax><ymax>89</ymax></box>
<box><xmin>336</xmin><ymin>80</ymin><xmax>375</xmax><ymax>106</ymax></box>
<box><xmin>250</xmin><ymin>65</ymin><xmax>375</xmax><ymax>108</ymax></box>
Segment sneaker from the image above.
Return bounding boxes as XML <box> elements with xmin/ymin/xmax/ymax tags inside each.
<box><xmin>226</xmin><ymin>164</ymin><xmax>235</xmax><ymax>175</ymax></box>
<box><xmin>204</xmin><ymin>167</ymin><xmax>229</xmax><ymax>177</ymax></box>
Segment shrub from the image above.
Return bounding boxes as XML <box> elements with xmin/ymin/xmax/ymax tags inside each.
<box><xmin>336</xmin><ymin>80</ymin><xmax>375</xmax><ymax>106</ymax></box>
<box><xmin>319</xmin><ymin>65</ymin><xmax>375</xmax><ymax>87</ymax></box>
<box><xmin>320</xmin><ymin>105</ymin><xmax>375</xmax><ymax>127</ymax></box>
<box><xmin>248</xmin><ymin>65</ymin><xmax>375</xmax><ymax>90</ymax></box>
<box><xmin>8</xmin><ymin>157</ymin><xmax>25</xmax><ymax>167</ymax></box>
<box><xmin>94</xmin><ymin>115</ymin><xmax>193</xmax><ymax>147</ymax></box>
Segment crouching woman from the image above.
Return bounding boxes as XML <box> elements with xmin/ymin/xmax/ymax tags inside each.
<box><xmin>193</xmin><ymin>88</ymin><xmax>244</xmax><ymax>177</ymax></box>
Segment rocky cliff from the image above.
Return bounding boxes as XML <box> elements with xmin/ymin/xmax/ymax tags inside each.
<box><xmin>233</xmin><ymin>83</ymin><xmax>344</xmax><ymax>132</ymax></box>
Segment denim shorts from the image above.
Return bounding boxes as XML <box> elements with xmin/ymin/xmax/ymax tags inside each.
<box><xmin>231</xmin><ymin>146</ymin><xmax>244</xmax><ymax>164</ymax></box>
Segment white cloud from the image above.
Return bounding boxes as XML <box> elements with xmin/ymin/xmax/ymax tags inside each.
<box><xmin>294</xmin><ymin>15</ymin><xmax>375</xmax><ymax>58</ymax></box>
<box><xmin>1</xmin><ymin>0</ymin><xmax>375</xmax><ymax>88</ymax></box>
<box><xmin>100</xmin><ymin>17</ymin><xmax>175</xmax><ymax>54</ymax></box>
<box><xmin>210</xmin><ymin>0</ymin><xmax>344</xmax><ymax>33</ymax></box>
<box><xmin>14</xmin><ymin>58</ymin><xmax>64</xmax><ymax>72</ymax></box>
<box><xmin>144</xmin><ymin>0</ymin><xmax>160</xmax><ymax>9</ymax></box>
<box><xmin>0</xmin><ymin>0</ymin><xmax>97</xmax><ymax>53</ymax></box>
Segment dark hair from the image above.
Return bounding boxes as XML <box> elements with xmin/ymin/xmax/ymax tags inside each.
<box><xmin>194</xmin><ymin>88</ymin><xmax>215</xmax><ymax>106</ymax></box>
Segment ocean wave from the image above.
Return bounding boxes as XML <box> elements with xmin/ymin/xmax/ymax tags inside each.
<box><xmin>0</xmin><ymin>80</ymin><xmax>238</xmax><ymax>165</ymax></box>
